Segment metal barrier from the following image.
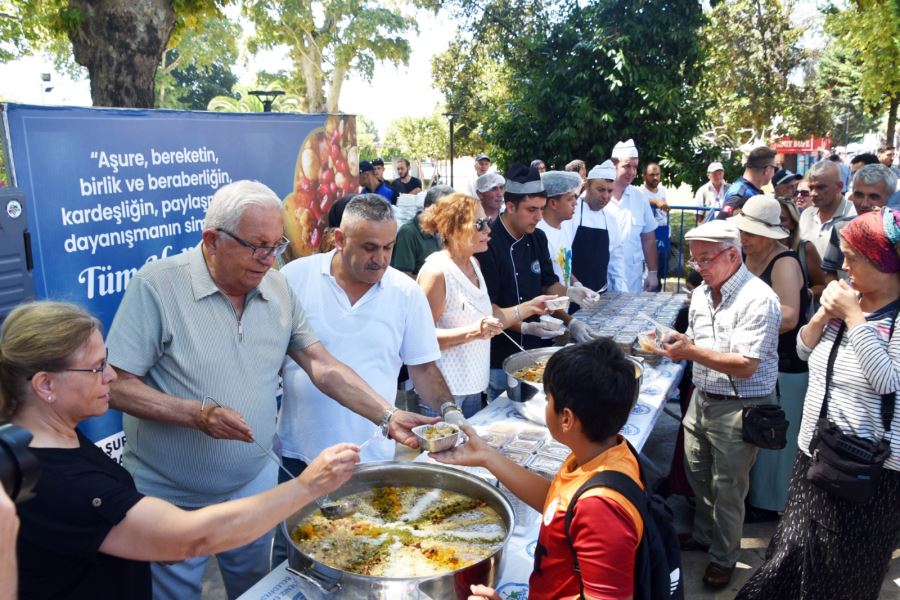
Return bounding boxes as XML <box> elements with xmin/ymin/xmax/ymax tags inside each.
<box><xmin>660</xmin><ymin>204</ymin><xmax>718</xmax><ymax>293</ymax></box>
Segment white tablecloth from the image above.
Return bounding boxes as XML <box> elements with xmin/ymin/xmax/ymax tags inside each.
<box><xmin>240</xmin><ymin>360</ymin><xmax>684</xmax><ymax>599</ymax></box>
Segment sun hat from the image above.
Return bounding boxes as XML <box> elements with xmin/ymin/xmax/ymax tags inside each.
<box><xmin>728</xmin><ymin>195</ymin><xmax>789</xmax><ymax>239</ymax></box>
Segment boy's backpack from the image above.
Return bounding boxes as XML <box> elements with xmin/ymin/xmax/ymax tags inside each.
<box><xmin>564</xmin><ymin>441</ymin><xmax>683</xmax><ymax>600</ymax></box>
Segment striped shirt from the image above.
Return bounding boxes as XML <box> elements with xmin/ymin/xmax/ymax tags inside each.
<box><xmin>688</xmin><ymin>264</ymin><xmax>782</xmax><ymax>397</ymax></box>
<box><xmin>107</xmin><ymin>245</ymin><xmax>318</xmax><ymax>506</ymax></box>
<box><xmin>797</xmin><ymin>303</ymin><xmax>900</xmax><ymax>471</ymax></box>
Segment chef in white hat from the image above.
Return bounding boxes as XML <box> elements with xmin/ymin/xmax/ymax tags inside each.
<box><xmin>606</xmin><ymin>140</ymin><xmax>659</xmax><ymax>292</ymax></box>
<box><xmin>561</xmin><ymin>160</ymin><xmax>623</xmax><ymax>296</ymax></box>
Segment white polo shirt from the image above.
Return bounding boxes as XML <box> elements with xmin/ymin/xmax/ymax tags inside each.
<box><xmin>606</xmin><ymin>185</ymin><xmax>658</xmax><ymax>293</ymax></box>
<box><xmin>277</xmin><ymin>250</ymin><xmax>440</xmax><ymax>463</ymax></box>
<box><xmin>798</xmin><ymin>197</ymin><xmax>856</xmax><ymax>259</ymax></box>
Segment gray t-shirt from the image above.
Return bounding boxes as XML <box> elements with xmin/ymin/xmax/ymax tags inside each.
<box><xmin>107</xmin><ymin>245</ymin><xmax>318</xmax><ymax>506</ymax></box>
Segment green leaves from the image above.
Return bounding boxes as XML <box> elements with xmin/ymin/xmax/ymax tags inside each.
<box><xmin>435</xmin><ymin>0</ymin><xmax>706</xmax><ymax>182</ymax></box>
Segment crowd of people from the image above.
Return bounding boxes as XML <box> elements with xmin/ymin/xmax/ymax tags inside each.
<box><xmin>1</xmin><ymin>139</ymin><xmax>900</xmax><ymax>600</ymax></box>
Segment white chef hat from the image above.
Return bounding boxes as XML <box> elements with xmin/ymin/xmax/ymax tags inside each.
<box><xmin>611</xmin><ymin>139</ymin><xmax>639</xmax><ymax>160</ymax></box>
<box><xmin>587</xmin><ymin>160</ymin><xmax>616</xmax><ymax>181</ymax></box>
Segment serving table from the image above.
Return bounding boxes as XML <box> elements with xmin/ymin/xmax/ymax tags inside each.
<box><xmin>239</xmin><ymin>359</ymin><xmax>684</xmax><ymax>599</ymax></box>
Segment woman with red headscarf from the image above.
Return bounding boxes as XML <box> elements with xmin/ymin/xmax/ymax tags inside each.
<box><xmin>738</xmin><ymin>208</ymin><xmax>900</xmax><ymax>600</ymax></box>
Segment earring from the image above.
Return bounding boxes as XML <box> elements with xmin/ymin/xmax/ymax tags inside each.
<box><xmin>47</xmin><ymin>395</ymin><xmax>53</xmax><ymax>402</ymax></box>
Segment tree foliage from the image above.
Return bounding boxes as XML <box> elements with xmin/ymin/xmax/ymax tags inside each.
<box><xmin>155</xmin><ymin>15</ymin><xmax>239</xmax><ymax>110</ymax></box>
<box><xmin>243</xmin><ymin>0</ymin><xmax>438</xmax><ymax>113</ymax></box>
<box><xmin>822</xmin><ymin>0</ymin><xmax>900</xmax><ymax>143</ymax></box>
<box><xmin>356</xmin><ymin>114</ymin><xmax>379</xmax><ymax>161</ymax></box>
<box><xmin>383</xmin><ymin>111</ymin><xmax>450</xmax><ymax>161</ymax></box>
<box><xmin>698</xmin><ymin>0</ymin><xmax>826</xmax><ymax>144</ymax></box>
<box><xmin>0</xmin><ymin>0</ymin><xmax>231</xmax><ymax>107</ymax></box>
<box><xmin>206</xmin><ymin>83</ymin><xmax>304</xmax><ymax>112</ymax></box>
<box><xmin>435</xmin><ymin>0</ymin><xmax>708</xmax><ymax>185</ymax></box>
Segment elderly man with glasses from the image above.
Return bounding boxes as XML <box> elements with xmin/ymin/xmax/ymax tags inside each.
<box><xmin>658</xmin><ymin>220</ymin><xmax>781</xmax><ymax>589</ymax></box>
<box><xmin>105</xmin><ymin>180</ymin><xmax>434</xmax><ymax>599</ymax></box>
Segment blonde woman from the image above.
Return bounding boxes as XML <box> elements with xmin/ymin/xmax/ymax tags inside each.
<box><xmin>416</xmin><ymin>193</ymin><xmax>552</xmax><ymax>417</ymax></box>
<box><xmin>1</xmin><ymin>302</ymin><xmax>358</xmax><ymax>600</ymax></box>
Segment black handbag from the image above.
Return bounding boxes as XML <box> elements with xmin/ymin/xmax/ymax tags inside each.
<box><xmin>705</xmin><ymin>302</ymin><xmax>789</xmax><ymax>449</ymax></box>
<box><xmin>719</xmin><ymin>372</ymin><xmax>789</xmax><ymax>449</ymax></box>
<box><xmin>742</xmin><ymin>403</ymin><xmax>789</xmax><ymax>449</ymax></box>
<box><xmin>806</xmin><ymin>320</ymin><xmax>894</xmax><ymax>504</ymax></box>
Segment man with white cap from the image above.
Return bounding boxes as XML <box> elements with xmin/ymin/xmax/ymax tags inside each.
<box><xmin>563</xmin><ymin>160</ymin><xmax>622</xmax><ymax>294</ymax></box>
<box><xmin>659</xmin><ymin>219</ymin><xmax>781</xmax><ymax>589</ymax></box>
<box><xmin>607</xmin><ymin>139</ymin><xmax>659</xmax><ymax>292</ymax></box>
<box><xmin>694</xmin><ymin>162</ymin><xmax>729</xmax><ymax>210</ymax></box>
<box><xmin>468</xmin><ymin>153</ymin><xmax>493</xmax><ymax>197</ymax></box>
<box><xmin>476</xmin><ymin>165</ymin><xmax>598</xmax><ymax>400</ymax></box>
<box><xmin>475</xmin><ymin>172</ymin><xmax>506</xmax><ymax>221</ymax></box>
<box><xmin>538</xmin><ymin>170</ymin><xmax>583</xmax><ymax>287</ymax></box>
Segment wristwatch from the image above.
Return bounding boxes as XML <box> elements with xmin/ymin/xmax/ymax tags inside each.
<box><xmin>440</xmin><ymin>402</ymin><xmax>462</xmax><ymax>417</ymax></box>
<box><xmin>379</xmin><ymin>407</ymin><xmax>398</xmax><ymax>438</ymax></box>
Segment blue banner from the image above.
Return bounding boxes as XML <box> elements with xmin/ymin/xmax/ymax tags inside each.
<box><xmin>3</xmin><ymin>104</ymin><xmax>349</xmax><ymax>453</ymax></box>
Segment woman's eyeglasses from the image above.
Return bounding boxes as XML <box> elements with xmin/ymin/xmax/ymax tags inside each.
<box><xmin>474</xmin><ymin>218</ymin><xmax>490</xmax><ymax>232</ymax></box>
<box><xmin>65</xmin><ymin>348</ymin><xmax>110</xmax><ymax>375</ymax></box>
<box><xmin>794</xmin><ymin>190</ymin><xmax>810</xmax><ymax>198</ymax></box>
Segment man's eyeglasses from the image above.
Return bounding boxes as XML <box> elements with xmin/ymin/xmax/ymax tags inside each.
<box><xmin>794</xmin><ymin>190</ymin><xmax>810</xmax><ymax>198</ymax></box>
<box><xmin>688</xmin><ymin>247</ymin><xmax>731</xmax><ymax>271</ymax></box>
<box><xmin>65</xmin><ymin>348</ymin><xmax>109</xmax><ymax>376</ymax></box>
<box><xmin>474</xmin><ymin>218</ymin><xmax>491</xmax><ymax>232</ymax></box>
<box><xmin>217</xmin><ymin>228</ymin><xmax>290</xmax><ymax>259</ymax></box>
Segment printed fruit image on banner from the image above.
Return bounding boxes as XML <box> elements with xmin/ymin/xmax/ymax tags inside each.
<box><xmin>283</xmin><ymin>114</ymin><xmax>358</xmax><ymax>259</ymax></box>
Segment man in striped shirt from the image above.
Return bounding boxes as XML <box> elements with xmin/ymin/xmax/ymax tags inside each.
<box><xmin>660</xmin><ymin>220</ymin><xmax>781</xmax><ymax>589</ymax></box>
<box><xmin>106</xmin><ymin>181</ymin><xmax>433</xmax><ymax>599</ymax></box>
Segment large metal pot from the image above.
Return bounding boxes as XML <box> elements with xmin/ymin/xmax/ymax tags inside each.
<box><xmin>282</xmin><ymin>462</ymin><xmax>516</xmax><ymax>599</ymax></box>
<box><xmin>502</xmin><ymin>347</ymin><xmax>644</xmax><ymax>404</ymax></box>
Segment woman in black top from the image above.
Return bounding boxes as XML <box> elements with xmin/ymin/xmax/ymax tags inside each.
<box><xmin>730</xmin><ymin>195</ymin><xmax>810</xmax><ymax>514</ymax></box>
<box><xmin>0</xmin><ymin>301</ymin><xmax>359</xmax><ymax>600</ymax></box>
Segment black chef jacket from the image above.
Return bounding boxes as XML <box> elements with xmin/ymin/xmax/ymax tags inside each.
<box><xmin>476</xmin><ymin>216</ymin><xmax>560</xmax><ymax>368</ymax></box>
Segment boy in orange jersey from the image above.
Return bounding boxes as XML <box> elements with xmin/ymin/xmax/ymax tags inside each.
<box><xmin>431</xmin><ymin>338</ymin><xmax>641</xmax><ymax>599</ymax></box>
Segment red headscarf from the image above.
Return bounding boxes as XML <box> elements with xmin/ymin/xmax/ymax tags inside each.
<box><xmin>840</xmin><ymin>208</ymin><xmax>900</xmax><ymax>273</ymax></box>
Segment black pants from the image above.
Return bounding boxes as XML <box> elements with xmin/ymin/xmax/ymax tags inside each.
<box><xmin>737</xmin><ymin>452</ymin><xmax>900</xmax><ymax>600</ymax></box>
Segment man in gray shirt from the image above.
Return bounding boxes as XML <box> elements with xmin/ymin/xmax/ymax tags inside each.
<box><xmin>107</xmin><ymin>180</ymin><xmax>433</xmax><ymax>599</ymax></box>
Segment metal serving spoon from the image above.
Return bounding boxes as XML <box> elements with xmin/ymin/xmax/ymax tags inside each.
<box><xmin>203</xmin><ymin>396</ymin><xmax>376</xmax><ymax>520</ymax></box>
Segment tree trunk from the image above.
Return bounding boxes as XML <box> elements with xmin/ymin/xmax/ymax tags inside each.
<box><xmin>67</xmin><ymin>0</ymin><xmax>176</xmax><ymax>108</ymax></box>
<box><xmin>887</xmin><ymin>96</ymin><xmax>899</xmax><ymax>148</ymax></box>
<box><xmin>325</xmin><ymin>63</ymin><xmax>348</xmax><ymax>114</ymax></box>
<box><xmin>299</xmin><ymin>38</ymin><xmax>325</xmax><ymax>113</ymax></box>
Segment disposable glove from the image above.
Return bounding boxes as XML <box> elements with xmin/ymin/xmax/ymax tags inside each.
<box><xmin>521</xmin><ymin>320</ymin><xmax>565</xmax><ymax>339</ymax></box>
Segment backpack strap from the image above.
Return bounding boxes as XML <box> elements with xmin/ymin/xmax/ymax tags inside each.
<box><xmin>563</xmin><ymin>458</ymin><xmax>649</xmax><ymax>599</ymax></box>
